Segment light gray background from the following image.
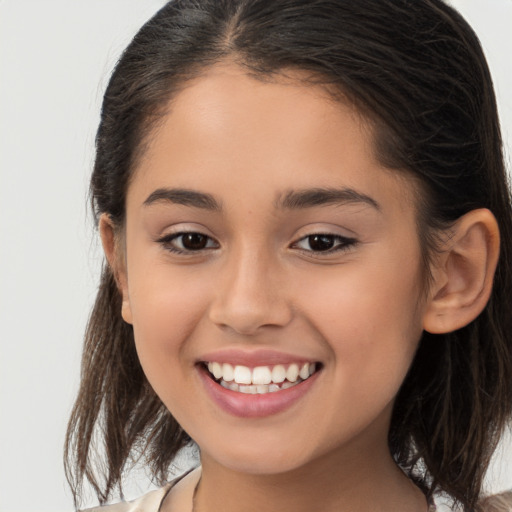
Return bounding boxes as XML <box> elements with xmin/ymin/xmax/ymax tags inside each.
<box><xmin>0</xmin><ymin>1</ymin><xmax>511</xmax><ymax>511</ymax></box>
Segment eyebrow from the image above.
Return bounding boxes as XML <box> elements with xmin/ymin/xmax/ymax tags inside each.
<box><xmin>276</xmin><ymin>187</ymin><xmax>381</xmax><ymax>211</ymax></box>
<box><xmin>143</xmin><ymin>188</ymin><xmax>222</xmax><ymax>211</ymax></box>
<box><xmin>143</xmin><ymin>186</ymin><xmax>380</xmax><ymax>212</ymax></box>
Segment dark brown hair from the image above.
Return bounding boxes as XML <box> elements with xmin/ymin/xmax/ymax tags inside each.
<box><xmin>65</xmin><ymin>1</ymin><xmax>512</xmax><ymax>510</ymax></box>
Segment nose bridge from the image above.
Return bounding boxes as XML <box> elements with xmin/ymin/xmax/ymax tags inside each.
<box><xmin>208</xmin><ymin>240</ymin><xmax>292</xmax><ymax>334</ymax></box>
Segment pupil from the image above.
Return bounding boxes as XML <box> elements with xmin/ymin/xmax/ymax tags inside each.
<box><xmin>309</xmin><ymin>235</ymin><xmax>334</xmax><ymax>251</ymax></box>
<box><xmin>183</xmin><ymin>233</ymin><xmax>207</xmax><ymax>250</ymax></box>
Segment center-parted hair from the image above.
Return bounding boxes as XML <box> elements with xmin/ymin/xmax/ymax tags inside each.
<box><xmin>65</xmin><ymin>1</ymin><xmax>512</xmax><ymax>510</ymax></box>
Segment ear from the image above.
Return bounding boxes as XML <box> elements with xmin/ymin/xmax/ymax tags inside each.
<box><xmin>99</xmin><ymin>214</ymin><xmax>133</xmax><ymax>325</ymax></box>
<box><xmin>423</xmin><ymin>209</ymin><xmax>499</xmax><ymax>334</ymax></box>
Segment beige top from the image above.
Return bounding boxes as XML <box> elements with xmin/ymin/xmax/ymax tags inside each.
<box><xmin>83</xmin><ymin>467</ymin><xmax>201</xmax><ymax>512</ymax></box>
<box><xmin>83</xmin><ymin>485</ymin><xmax>172</xmax><ymax>512</ymax></box>
<box><xmin>83</xmin><ymin>467</ymin><xmax>438</xmax><ymax>512</ymax></box>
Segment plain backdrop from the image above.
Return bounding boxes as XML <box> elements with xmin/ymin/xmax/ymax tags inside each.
<box><xmin>0</xmin><ymin>1</ymin><xmax>511</xmax><ymax>511</ymax></box>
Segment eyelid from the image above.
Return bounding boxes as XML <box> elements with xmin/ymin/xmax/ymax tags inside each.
<box><xmin>154</xmin><ymin>224</ymin><xmax>358</xmax><ymax>257</ymax></box>
<box><xmin>156</xmin><ymin>229</ymin><xmax>219</xmax><ymax>254</ymax></box>
<box><xmin>154</xmin><ymin>222</ymin><xmax>216</xmax><ymax>243</ymax></box>
<box><xmin>290</xmin><ymin>232</ymin><xmax>358</xmax><ymax>255</ymax></box>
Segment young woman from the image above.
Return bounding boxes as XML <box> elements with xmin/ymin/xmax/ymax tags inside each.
<box><xmin>65</xmin><ymin>1</ymin><xmax>512</xmax><ymax>511</ymax></box>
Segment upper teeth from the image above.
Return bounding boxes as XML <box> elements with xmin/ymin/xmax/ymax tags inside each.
<box><xmin>206</xmin><ymin>362</ymin><xmax>316</xmax><ymax>385</ymax></box>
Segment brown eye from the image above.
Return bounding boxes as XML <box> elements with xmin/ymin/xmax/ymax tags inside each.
<box><xmin>158</xmin><ymin>232</ymin><xmax>219</xmax><ymax>253</ymax></box>
<box><xmin>293</xmin><ymin>234</ymin><xmax>357</xmax><ymax>254</ymax></box>
<box><xmin>181</xmin><ymin>233</ymin><xmax>209</xmax><ymax>250</ymax></box>
<box><xmin>307</xmin><ymin>235</ymin><xmax>336</xmax><ymax>251</ymax></box>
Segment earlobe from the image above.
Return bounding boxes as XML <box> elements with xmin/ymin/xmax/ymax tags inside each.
<box><xmin>423</xmin><ymin>209</ymin><xmax>499</xmax><ymax>334</ymax></box>
<box><xmin>98</xmin><ymin>214</ymin><xmax>133</xmax><ymax>325</ymax></box>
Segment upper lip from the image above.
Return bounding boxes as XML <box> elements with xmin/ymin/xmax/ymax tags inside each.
<box><xmin>198</xmin><ymin>348</ymin><xmax>319</xmax><ymax>368</ymax></box>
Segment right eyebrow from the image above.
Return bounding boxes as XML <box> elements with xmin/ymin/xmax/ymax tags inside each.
<box><xmin>143</xmin><ymin>188</ymin><xmax>222</xmax><ymax>211</ymax></box>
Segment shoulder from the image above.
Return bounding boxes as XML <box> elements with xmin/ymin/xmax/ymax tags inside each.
<box><xmin>477</xmin><ymin>491</ymin><xmax>512</xmax><ymax>512</ymax></box>
<box><xmin>430</xmin><ymin>491</ymin><xmax>512</xmax><ymax>512</ymax></box>
<box><xmin>80</xmin><ymin>468</ymin><xmax>199</xmax><ymax>512</ymax></box>
<box><xmin>82</xmin><ymin>485</ymin><xmax>172</xmax><ymax>512</ymax></box>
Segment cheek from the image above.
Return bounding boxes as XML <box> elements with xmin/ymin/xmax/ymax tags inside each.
<box><xmin>295</xmin><ymin>251</ymin><xmax>424</xmax><ymax>384</ymax></box>
<box><xmin>126</xmin><ymin>275</ymin><xmax>213</xmax><ymax>426</ymax></box>
<box><xmin>125</xmin><ymin>258</ymin><xmax>213</xmax><ymax>388</ymax></box>
<box><xmin>297</xmin><ymin>265</ymin><xmax>423</xmax><ymax>438</ymax></box>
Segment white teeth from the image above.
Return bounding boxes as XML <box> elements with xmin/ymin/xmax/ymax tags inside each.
<box><xmin>234</xmin><ymin>365</ymin><xmax>252</xmax><ymax>385</ymax></box>
<box><xmin>240</xmin><ymin>385</ymin><xmax>257</xmax><ymax>394</ymax></box>
<box><xmin>271</xmin><ymin>365</ymin><xmax>286</xmax><ymax>383</ymax></box>
<box><xmin>252</xmin><ymin>366</ymin><xmax>272</xmax><ymax>385</ymax></box>
<box><xmin>206</xmin><ymin>361</ymin><xmax>319</xmax><ymax>391</ymax></box>
<box><xmin>299</xmin><ymin>363</ymin><xmax>310</xmax><ymax>380</ymax></box>
<box><xmin>286</xmin><ymin>363</ymin><xmax>299</xmax><ymax>383</ymax></box>
<box><xmin>210</xmin><ymin>362</ymin><xmax>223</xmax><ymax>379</ymax></box>
<box><xmin>222</xmin><ymin>363</ymin><xmax>234</xmax><ymax>382</ymax></box>
<box><xmin>218</xmin><ymin>378</ymin><xmax>308</xmax><ymax>394</ymax></box>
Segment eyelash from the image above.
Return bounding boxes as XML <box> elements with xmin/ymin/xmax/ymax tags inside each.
<box><xmin>157</xmin><ymin>232</ymin><xmax>219</xmax><ymax>254</ymax></box>
<box><xmin>157</xmin><ymin>232</ymin><xmax>357</xmax><ymax>256</ymax></box>
<box><xmin>291</xmin><ymin>234</ymin><xmax>358</xmax><ymax>255</ymax></box>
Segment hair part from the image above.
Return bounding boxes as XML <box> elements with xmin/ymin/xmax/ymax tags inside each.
<box><xmin>66</xmin><ymin>1</ymin><xmax>512</xmax><ymax>510</ymax></box>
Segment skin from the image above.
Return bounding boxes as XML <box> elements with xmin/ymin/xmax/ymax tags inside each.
<box><xmin>101</xmin><ymin>62</ymin><xmax>500</xmax><ymax>512</ymax></box>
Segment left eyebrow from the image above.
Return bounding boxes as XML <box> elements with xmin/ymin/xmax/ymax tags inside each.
<box><xmin>276</xmin><ymin>187</ymin><xmax>381</xmax><ymax>211</ymax></box>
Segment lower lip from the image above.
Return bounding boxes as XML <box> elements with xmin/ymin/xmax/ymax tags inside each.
<box><xmin>198</xmin><ymin>365</ymin><xmax>320</xmax><ymax>418</ymax></box>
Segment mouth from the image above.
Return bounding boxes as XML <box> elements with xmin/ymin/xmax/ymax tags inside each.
<box><xmin>202</xmin><ymin>361</ymin><xmax>321</xmax><ymax>395</ymax></box>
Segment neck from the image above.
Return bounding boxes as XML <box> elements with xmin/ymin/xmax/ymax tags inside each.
<box><xmin>193</xmin><ymin>445</ymin><xmax>427</xmax><ymax>512</ymax></box>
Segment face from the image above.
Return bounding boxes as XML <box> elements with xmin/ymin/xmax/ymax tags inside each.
<box><xmin>114</xmin><ymin>63</ymin><xmax>429</xmax><ymax>476</ymax></box>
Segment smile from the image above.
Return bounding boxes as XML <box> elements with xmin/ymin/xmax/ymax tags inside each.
<box><xmin>198</xmin><ymin>357</ymin><xmax>322</xmax><ymax>418</ymax></box>
<box><xmin>205</xmin><ymin>362</ymin><xmax>318</xmax><ymax>395</ymax></box>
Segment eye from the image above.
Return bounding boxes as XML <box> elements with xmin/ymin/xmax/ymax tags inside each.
<box><xmin>157</xmin><ymin>232</ymin><xmax>219</xmax><ymax>254</ymax></box>
<box><xmin>293</xmin><ymin>234</ymin><xmax>357</xmax><ymax>253</ymax></box>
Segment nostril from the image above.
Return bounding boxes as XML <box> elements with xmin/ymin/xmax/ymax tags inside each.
<box><xmin>207</xmin><ymin>271</ymin><xmax>293</xmax><ymax>334</ymax></box>
<box><xmin>208</xmin><ymin>302</ymin><xmax>294</xmax><ymax>335</ymax></box>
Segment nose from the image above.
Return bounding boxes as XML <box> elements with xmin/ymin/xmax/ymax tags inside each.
<box><xmin>208</xmin><ymin>249</ymin><xmax>293</xmax><ymax>336</ymax></box>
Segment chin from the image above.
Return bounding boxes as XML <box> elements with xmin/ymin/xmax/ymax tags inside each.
<box><xmin>198</xmin><ymin>433</ymin><xmax>322</xmax><ymax>477</ymax></box>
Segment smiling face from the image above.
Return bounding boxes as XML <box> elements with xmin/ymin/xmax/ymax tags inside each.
<box><xmin>111</xmin><ymin>63</ymin><xmax>429</xmax><ymax>476</ymax></box>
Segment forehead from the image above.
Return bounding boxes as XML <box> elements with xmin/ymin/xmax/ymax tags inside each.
<box><xmin>129</xmin><ymin>62</ymin><xmax>416</xmax><ymax>211</ymax></box>
<box><xmin>156</xmin><ymin>63</ymin><xmax>368</xmax><ymax>156</ymax></box>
